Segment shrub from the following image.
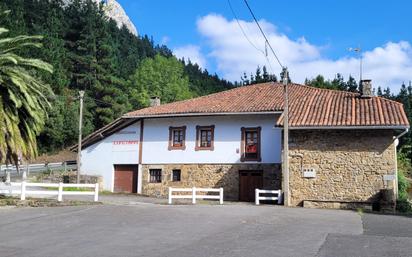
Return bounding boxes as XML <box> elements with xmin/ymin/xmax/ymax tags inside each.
<box><xmin>397</xmin><ymin>171</ymin><xmax>411</xmax><ymax>213</ymax></box>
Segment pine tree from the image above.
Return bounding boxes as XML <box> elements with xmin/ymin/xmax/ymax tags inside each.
<box><xmin>346</xmin><ymin>75</ymin><xmax>358</xmax><ymax>92</ymax></box>
<box><xmin>377</xmin><ymin>86</ymin><xmax>383</xmax><ymax>96</ymax></box>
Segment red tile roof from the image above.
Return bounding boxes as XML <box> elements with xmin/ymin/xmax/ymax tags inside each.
<box><xmin>124</xmin><ymin>83</ymin><xmax>409</xmax><ymax>128</ymax></box>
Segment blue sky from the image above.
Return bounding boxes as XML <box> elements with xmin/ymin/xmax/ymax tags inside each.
<box><xmin>117</xmin><ymin>0</ymin><xmax>412</xmax><ymax>92</ymax></box>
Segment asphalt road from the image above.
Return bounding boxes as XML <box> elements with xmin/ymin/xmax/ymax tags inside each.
<box><xmin>0</xmin><ymin>203</ymin><xmax>411</xmax><ymax>257</ymax></box>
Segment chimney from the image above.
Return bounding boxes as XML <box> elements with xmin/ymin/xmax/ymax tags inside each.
<box><xmin>149</xmin><ymin>96</ymin><xmax>161</xmax><ymax>107</ymax></box>
<box><xmin>360</xmin><ymin>79</ymin><xmax>372</xmax><ymax>98</ymax></box>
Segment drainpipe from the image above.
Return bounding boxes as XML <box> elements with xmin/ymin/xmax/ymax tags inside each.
<box><xmin>393</xmin><ymin>128</ymin><xmax>409</xmax><ymax>201</ymax></box>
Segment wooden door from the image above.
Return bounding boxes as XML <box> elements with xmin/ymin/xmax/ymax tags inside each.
<box><xmin>239</xmin><ymin>170</ymin><xmax>263</xmax><ymax>202</ymax></box>
<box><xmin>114</xmin><ymin>165</ymin><xmax>138</xmax><ymax>193</ymax></box>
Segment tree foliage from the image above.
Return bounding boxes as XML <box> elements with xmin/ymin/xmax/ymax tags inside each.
<box><xmin>0</xmin><ymin>12</ymin><xmax>53</xmax><ymax>165</ymax></box>
<box><xmin>0</xmin><ymin>0</ymin><xmax>234</xmax><ymax>154</ymax></box>
<box><xmin>129</xmin><ymin>55</ymin><xmax>191</xmax><ymax>108</ymax></box>
<box><xmin>241</xmin><ymin>65</ymin><xmax>278</xmax><ymax>85</ymax></box>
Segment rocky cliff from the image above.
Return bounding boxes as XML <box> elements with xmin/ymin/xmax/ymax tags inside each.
<box><xmin>102</xmin><ymin>0</ymin><xmax>137</xmax><ymax>36</ymax></box>
<box><xmin>64</xmin><ymin>0</ymin><xmax>138</xmax><ymax>36</ymax></box>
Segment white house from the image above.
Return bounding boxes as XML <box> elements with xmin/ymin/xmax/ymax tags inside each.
<box><xmin>78</xmin><ymin>82</ymin><xmax>409</xmax><ymax>207</ymax></box>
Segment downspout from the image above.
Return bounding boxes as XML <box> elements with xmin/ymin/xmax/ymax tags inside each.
<box><xmin>393</xmin><ymin>128</ymin><xmax>409</xmax><ymax>200</ymax></box>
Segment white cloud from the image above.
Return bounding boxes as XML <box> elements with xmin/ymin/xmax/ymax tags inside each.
<box><xmin>195</xmin><ymin>14</ymin><xmax>412</xmax><ymax>91</ymax></box>
<box><xmin>173</xmin><ymin>44</ymin><xmax>207</xmax><ymax>68</ymax></box>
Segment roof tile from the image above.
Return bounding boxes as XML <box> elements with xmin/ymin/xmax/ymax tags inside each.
<box><xmin>124</xmin><ymin>83</ymin><xmax>409</xmax><ymax>128</ymax></box>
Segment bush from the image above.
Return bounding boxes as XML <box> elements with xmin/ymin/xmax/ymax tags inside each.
<box><xmin>396</xmin><ymin>198</ymin><xmax>412</xmax><ymax>213</ymax></box>
<box><xmin>397</xmin><ymin>171</ymin><xmax>411</xmax><ymax>213</ymax></box>
<box><xmin>398</xmin><ymin>171</ymin><xmax>410</xmax><ymax>200</ymax></box>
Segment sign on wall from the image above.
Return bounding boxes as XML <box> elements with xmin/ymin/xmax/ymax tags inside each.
<box><xmin>110</xmin><ymin>129</ymin><xmax>139</xmax><ymax>152</ymax></box>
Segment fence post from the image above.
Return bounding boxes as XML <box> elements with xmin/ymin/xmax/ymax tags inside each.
<box><xmin>168</xmin><ymin>187</ymin><xmax>172</xmax><ymax>204</ymax></box>
<box><xmin>22</xmin><ymin>170</ymin><xmax>27</xmax><ymax>181</ymax></box>
<box><xmin>255</xmin><ymin>189</ymin><xmax>259</xmax><ymax>205</ymax></box>
<box><xmin>26</xmin><ymin>163</ymin><xmax>29</xmax><ymax>176</ymax></box>
<box><xmin>6</xmin><ymin>171</ymin><xmax>10</xmax><ymax>184</ymax></box>
<box><xmin>219</xmin><ymin>188</ymin><xmax>224</xmax><ymax>205</ymax></box>
<box><xmin>192</xmin><ymin>187</ymin><xmax>196</xmax><ymax>204</ymax></box>
<box><xmin>94</xmin><ymin>183</ymin><xmax>99</xmax><ymax>202</ymax></box>
<box><xmin>20</xmin><ymin>181</ymin><xmax>26</xmax><ymax>200</ymax></box>
<box><xmin>278</xmin><ymin>190</ymin><xmax>283</xmax><ymax>204</ymax></box>
<box><xmin>58</xmin><ymin>182</ymin><xmax>63</xmax><ymax>202</ymax></box>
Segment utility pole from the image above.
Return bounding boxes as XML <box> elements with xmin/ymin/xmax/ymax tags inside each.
<box><xmin>282</xmin><ymin>67</ymin><xmax>290</xmax><ymax>207</ymax></box>
<box><xmin>77</xmin><ymin>90</ymin><xmax>85</xmax><ymax>184</ymax></box>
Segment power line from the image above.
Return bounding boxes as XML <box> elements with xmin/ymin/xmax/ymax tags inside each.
<box><xmin>243</xmin><ymin>0</ymin><xmax>284</xmax><ymax>69</ymax></box>
<box><xmin>227</xmin><ymin>0</ymin><xmax>263</xmax><ymax>54</ymax></box>
<box><xmin>227</xmin><ymin>0</ymin><xmax>276</xmax><ymax>75</ymax></box>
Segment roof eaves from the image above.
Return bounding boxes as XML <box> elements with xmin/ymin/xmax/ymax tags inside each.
<box><xmin>123</xmin><ymin>111</ymin><xmax>283</xmax><ymax>119</ymax></box>
<box><xmin>275</xmin><ymin>125</ymin><xmax>410</xmax><ymax>130</ymax></box>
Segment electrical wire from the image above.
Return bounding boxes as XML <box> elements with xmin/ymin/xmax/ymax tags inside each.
<box><xmin>243</xmin><ymin>0</ymin><xmax>284</xmax><ymax>69</ymax></box>
<box><xmin>227</xmin><ymin>0</ymin><xmax>276</xmax><ymax>75</ymax></box>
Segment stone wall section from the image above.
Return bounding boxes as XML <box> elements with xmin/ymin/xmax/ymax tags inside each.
<box><xmin>141</xmin><ymin>164</ymin><xmax>281</xmax><ymax>200</ymax></box>
<box><xmin>288</xmin><ymin>130</ymin><xmax>396</xmax><ymax>206</ymax></box>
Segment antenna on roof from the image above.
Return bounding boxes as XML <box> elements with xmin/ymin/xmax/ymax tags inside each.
<box><xmin>348</xmin><ymin>46</ymin><xmax>362</xmax><ymax>87</ymax></box>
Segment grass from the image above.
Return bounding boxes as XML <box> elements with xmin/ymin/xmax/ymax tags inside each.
<box><xmin>0</xmin><ymin>195</ymin><xmax>101</xmax><ymax>207</ymax></box>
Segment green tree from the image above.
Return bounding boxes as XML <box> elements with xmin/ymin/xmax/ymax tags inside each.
<box><xmin>0</xmin><ymin>18</ymin><xmax>53</xmax><ymax>165</ymax></box>
<box><xmin>129</xmin><ymin>54</ymin><xmax>191</xmax><ymax>108</ymax></box>
<box><xmin>346</xmin><ymin>75</ymin><xmax>358</xmax><ymax>92</ymax></box>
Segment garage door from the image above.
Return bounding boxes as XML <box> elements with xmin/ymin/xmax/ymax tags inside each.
<box><xmin>239</xmin><ymin>170</ymin><xmax>263</xmax><ymax>202</ymax></box>
<box><xmin>114</xmin><ymin>165</ymin><xmax>138</xmax><ymax>193</ymax></box>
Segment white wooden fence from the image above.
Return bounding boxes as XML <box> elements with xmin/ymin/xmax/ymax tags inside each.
<box><xmin>255</xmin><ymin>189</ymin><xmax>282</xmax><ymax>205</ymax></box>
<box><xmin>168</xmin><ymin>187</ymin><xmax>224</xmax><ymax>205</ymax></box>
<box><xmin>0</xmin><ymin>182</ymin><xmax>99</xmax><ymax>202</ymax></box>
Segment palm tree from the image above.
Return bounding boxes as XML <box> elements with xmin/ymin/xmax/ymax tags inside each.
<box><xmin>0</xmin><ymin>11</ymin><xmax>53</xmax><ymax>168</ymax></box>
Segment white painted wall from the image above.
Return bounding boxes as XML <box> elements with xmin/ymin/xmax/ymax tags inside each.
<box><xmin>142</xmin><ymin>115</ymin><xmax>281</xmax><ymax>164</ymax></box>
<box><xmin>81</xmin><ymin>122</ymin><xmax>140</xmax><ymax>191</ymax></box>
<box><xmin>81</xmin><ymin>114</ymin><xmax>282</xmax><ymax>191</ymax></box>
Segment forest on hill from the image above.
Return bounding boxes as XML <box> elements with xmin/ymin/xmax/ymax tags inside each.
<box><xmin>0</xmin><ymin>0</ymin><xmax>234</xmax><ymax>153</ymax></box>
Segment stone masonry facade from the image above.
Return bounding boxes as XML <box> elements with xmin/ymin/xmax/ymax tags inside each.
<box><xmin>288</xmin><ymin>130</ymin><xmax>397</xmax><ymax>207</ymax></box>
<box><xmin>141</xmin><ymin>164</ymin><xmax>281</xmax><ymax>200</ymax></box>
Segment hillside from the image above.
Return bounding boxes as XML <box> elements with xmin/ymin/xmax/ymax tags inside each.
<box><xmin>0</xmin><ymin>0</ymin><xmax>234</xmax><ymax>153</ymax></box>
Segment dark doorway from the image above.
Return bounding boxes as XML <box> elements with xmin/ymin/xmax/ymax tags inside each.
<box><xmin>114</xmin><ymin>165</ymin><xmax>138</xmax><ymax>193</ymax></box>
<box><xmin>239</xmin><ymin>170</ymin><xmax>263</xmax><ymax>202</ymax></box>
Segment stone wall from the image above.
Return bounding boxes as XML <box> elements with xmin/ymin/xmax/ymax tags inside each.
<box><xmin>34</xmin><ymin>171</ymin><xmax>104</xmax><ymax>190</ymax></box>
<box><xmin>288</xmin><ymin>130</ymin><xmax>396</xmax><ymax>207</ymax></box>
<box><xmin>141</xmin><ymin>164</ymin><xmax>281</xmax><ymax>200</ymax></box>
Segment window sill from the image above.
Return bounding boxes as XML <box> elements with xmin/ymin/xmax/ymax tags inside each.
<box><xmin>195</xmin><ymin>147</ymin><xmax>214</xmax><ymax>151</ymax></box>
<box><xmin>240</xmin><ymin>158</ymin><xmax>262</xmax><ymax>162</ymax></box>
<box><xmin>168</xmin><ymin>146</ymin><xmax>186</xmax><ymax>151</ymax></box>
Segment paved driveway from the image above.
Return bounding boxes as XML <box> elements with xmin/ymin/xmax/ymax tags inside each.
<box><xmin>0</xmin><ymin>203</ymin><xmax>410</xmax><ymax>257</ymax></box>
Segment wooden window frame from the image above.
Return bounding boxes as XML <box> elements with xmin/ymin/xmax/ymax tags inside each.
<box><xmin>240</xmin><ymin>127</ymin><xmax>262</xmax><ymax>162</ymax></box>
<box><xmin>168</xmin><ymin>126</ymin><xmax>186</xmax><ymax>150</ymax></box>
<box><xmin>195</xmin><ymin>125</ymin><xmax>215</xmax><ymax>151</ymax></box>
<box><xmin>149</xmin><ymin>169</ymin><xmax>162</xmax><ymax>183</ymax></box>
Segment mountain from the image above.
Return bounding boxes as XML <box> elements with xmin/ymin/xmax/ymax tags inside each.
<box><xmin>101</xmin><ymin>0</ymin><xmax>138</xmax><ymax>36</ymax></box>
<box><xmin>63</xmin><ymin>0</ymin><xmax>138</xmax><ymax>35</ymax></box>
